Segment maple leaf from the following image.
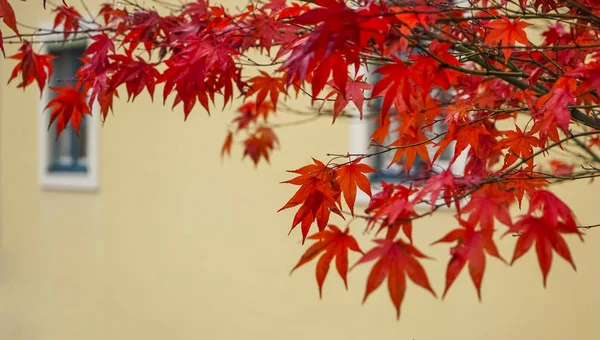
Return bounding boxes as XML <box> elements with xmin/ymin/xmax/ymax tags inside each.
<box><xmin>45</xmin><ymin>85</ymin><xmax>91</xmax><ymax>139</ymax></box>
<box><xmin>245</xmin><ymin>71</ymin><xmax>285</xmax><ymax>110</ymax></box>
<box><xmin>280</xmin><ymin>0</ymin><xmax>361</xmax><ymax>95</ymax></box>
<box><xmin>531</xmin><ymin>87</ymin><xmax>574</xmax><ymax>142</ymax></box>
<box><xmin>110</xmin><ymin>55</ymin><xmax>160</xmax><ymax>101</ymax></box>
<box><xmin>414</xmin><ymin>169</ymin><xmax>461</xmax><ymax>210</ymax></box>
<box><xmin>279</xmin><ymin>158</ymin><xmax>344</xmax><ymax>243</ymax></box>
<box><xmin>7</xmin><ymin>41</ymin><xmax>54</xmax><ymax>94</ymax></box>
<box><xmin>484</xmin><ymin>16</ymin><xmax>531</xmax><ymax>60</ymax></box>
<box><xmin>321</xmin><ymin>74</ymin><xmax>372</xmax><ymax>122</ymax></box>
<box><xmin>500</xmin><ymin>125</ymin><xmax>542</xmax><ymax>168</ymax></box>
<box><xmin>221</xmin><ymin>131</ymin><xmax>233</xmax><ymax>158</ymax></box>
<box><xmin>242</xmin><ymin>126</ymin><xmax>279</xmax><ymax>166</ymax></box>
<box><xmin>365</xmin><ymin>182</ymin><xmax>418</xmax><ymax>241</ymax></box>
<box><xmin>233</xmin><ymin>101</ymin><xmax>275</xmax><ymax>131</ymax></box>
<box><xmin>335</xmin><ymin>159</ymin><xmax>376</xmax><ymax>215</ymax></box>
<box><xmin>411</xmin><ymin>40</ymin><xmax>461</xmax><ymax>91</ymax></box>
<box><xmin>548</xmin><ymin>159</ymin><xmax>575</xmax><ymax>176</ymax></box>
<box><xmin>0</xmin><ymin>0</ymin><xmax>19</xmax><ymax>55</ymax></box>
<box><xmin>354</xmin><ymin>238</ymin><xmax>436</xmax><ymax>319</ymax></box>
<box><xmin>54</xmin><ymin>6</ymin><xmax>82</xmax><ymax>39</ymax></box>
<box><xmin>453</xmin><ymin>122</ymin><xmax>492</xmax><ymax>162</ymax></box>
<box><xmin>371</xmin><ymin>58</ymin><xmax>412</xmax><ymax>115</ymax></box>
<box><xmin>388</xmin><ymin>128</ymin><xmax>431</xmax><ymax>174</ymax></box>
<box><xmin>291</xmin><ymin>225</ymin><xmax>363</xmax><ymax>297</ymax></box>
<box><xmin>433</xmin><ymin>219</ymin><xmax>505</xmax><ymax>300</ymax></box>
<box><xmin>461</xmin><ymin>185</ymin><xmax>513</xmax><ymax>234</ymax></box>
<box><xmin>504</xmin><ymin>169</ymin><xmax>549</xmax><ymax>208</ymax></box>
<box><xmin>506</xmin><ymin>190</ymin><xmax>582</xmax><ymax>287</ymax></box>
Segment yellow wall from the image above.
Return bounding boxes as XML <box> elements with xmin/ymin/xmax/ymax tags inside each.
<box><xmin>0</xmin><ymin>1</ymin><xmax>599</xmax><ymax>339</ymax></box>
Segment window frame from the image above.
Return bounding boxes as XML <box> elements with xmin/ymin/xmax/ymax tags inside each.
<box><xmin>348</xmin><ymin>65</ymin><xmax>468</xmax><ymax>207</ymax></box>
<box><xmin>37</xmin><ymin>23</ymin><xmax>100</xmax><ymax>192</ymax></box>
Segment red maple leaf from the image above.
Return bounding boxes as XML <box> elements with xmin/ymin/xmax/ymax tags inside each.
<box><xmin>0</xmin><ymin>0</ymin><xmax>19</xmax><ymax>55</ymax></box>
<box><xmin>279</xmin><ymin>158</ymin><xmax>344</xmax><ymax>243</ymax></box>
<box><xmin>221</xmin><ymin>131</ymin><xmax>233</xmax><ymax>158</ymax></box>
<box><xmin>548</xmin><ymin>159</ymin><xmax>575</xmax><ymax>176</ymax></box>
<box><xmin>245</xmin><ymin>71</ymin><xmax>285</xmax><ymax>110</ymax></box>
<box><xmin>504</xmin><ymin>168</ymin><xmax>549</xmax><ymax>208</ymax></box>
<box><xmin>484</xmin><ymin>16</ymin><xmax>531</xmax><ymax>60</ymax></box>
<box><xmin>110</xmin><ymin>55</ymin><xmax>160</xmax><ymax>102</ymax></box>
<box><xmin>45</xmin><ymin>85</ymin><xmax>91</xmax><ymax>139</ymax></box>
<box><xmin>53</xmin><ymin>6</ymin><xmax>82</xmax><ymax>39</ymax></box>
<box><xmin>242</xmin><ymin>126</ymin><xmax>279</xmax><ymax>165</ymax></box>
<box><xmin>411</xmin><ymin>40</ymin><xmax>461</xmax><ymax>91</ymax></box>
<box><xmin>461</xmin><ymin>185</ymin><xmax>513</xmax><ymax>234</ymax></box>
<box><xmin>335</xmin><ymin>158</ymin><xmax>376</xmax><ymax>215</ymax></box>
<box><xmin>506</xmin><ymin>190</ymin><xmax>582</xmax><ymax>286</ymax></box>
<box><xmin>7</xmin><ymin>41</ymin><xmax>54</xmax><ymax>93</ymax></box>
<box><xmin>531</xmin><ymin>87</ymin><xmax>574</xmax><ymax>143</ymax></box>
<box><xmin>365</xmin><ymin>182</ymin><xmax>418</xmax><ymax>241</ymax></box>
<box><xmin>291</xmin><ymin>225</ymin><xmax>363</xmax><ymax>297</ymax></box>
<box><xmin>280</xmin><ymin>0</ymin><xmax>360</xmax><ymax>92</ymax></box>
<box><xmin>500</xmin><ymin>125</ymin><xmax>542</xmax><ymax>168</ymax></box>
<box><xmin>433</xmin><ymin>219</ymin><xmax>505</xmax><ymax>300</ymax></box>
<box><xmin>321</xmin><ymin>74</ymin><xmax>372</xmax><ymax>122</ymax></box>
<box><xmin>414</xmin><ymin>169</ymin><xmax>461</xmax><ymax>210</ymax></box>
<box><xmin>371</xmin><ymin>57</ymin><xmax>412</xmax><ymax>116</ymax></box>
<box><xmin>354</xmin><ymin>238</ymin><xmax>436</xmax><ymax>319</ymax></box>
<box><xmin>389</xmin><ymin>128</ymin><xmax>431</xmax><ymax>174</ymax></box>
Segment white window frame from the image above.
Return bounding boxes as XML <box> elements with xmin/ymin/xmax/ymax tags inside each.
<box><xmin>38</xmin><ymin>23</ymin><xmax>100</xmax><ymax>192</ymax></box>
<box><xmin>348</xmin><ymin>65</ymin><xmax>468</xmax><ymax>207</ymax></box>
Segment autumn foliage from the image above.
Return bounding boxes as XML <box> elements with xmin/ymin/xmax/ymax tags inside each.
<box><xmin>2</xmin><ymin>0</ymin><xmax>600</xmax><ymax>318</ymax></box>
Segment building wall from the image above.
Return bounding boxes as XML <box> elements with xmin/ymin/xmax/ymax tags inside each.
<box><xmin>0</xmin><ymin>1</ymin><xmax>598</xmax><ymax>339</ymax></box>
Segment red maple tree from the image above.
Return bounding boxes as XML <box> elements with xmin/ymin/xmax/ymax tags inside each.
<box><xmin>1</xmin><ymin>0</ymin><xmax>599</xmax><ymax>318</ymax></box>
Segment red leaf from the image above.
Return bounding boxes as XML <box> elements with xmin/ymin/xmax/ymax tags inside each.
<box><xmin>371</xmin><ymin>58</ymin><xmax>412</xmax><ymax>116</ymax></box>
<box><xmin>110</xmin><ymin>55</ymin><xmax>160</xmax><ymax>102</ymax></box>
<box><xmin>242</xmin><ymin>126</ymin><xmax>279</xmax><ymax>165</ymax></box>
<box><xmin>354</xmin><ymin>238</ymin><xmax>436</xmax><ymax>319</ymax></box>
<box><xmin>506</xmin><ymin>190</ymin><xmax>582</xmax><ymax>287</ymax></box>
<box><xmin>8</xmin><ymin>41</ymin><xmax>54</xmax><ymax>93</ymax></box>
<box><xmin>321</xmin><ymin>74</ymin><xmax>372</xmax><ymax>122</ymax></box>
<box><xmin>221</xmin><ymin>131</ymin><xmax>233</xmax><ymax>158</ymax></box>
<box><xmin>433</xmin><ymin>219</ymin><xmax>505</xmax><ymax>300</ymax></box>
<box><xmin>549</xmin><ymin>160</ymin><xmax>575</xmax><ymax>176</ymax></box>
<box><xmin>461</xmin><ymin>185</ymin><xmax>513</xmax><ymax>234</ymax></box>
<box><xmin>0</xmin><ymin>0</ymin><xmax>20</xmax><ymax>55</ymax></box>
<box><xmin>279</xmin><ymin>158</ymin><xmax>344</xmax><ymax>243</ymax></box>
<box><xmin>291</xmin><ymin>225</ymin><xmax>363</xmax><ymax>297</ymax></box>
<box><xmin>365</xmin><ymin>182</ymin><xmax>418</xmax><ymax>241</ymax></box>
<box><xmin>484</xmin><ymin>16</ymin><xmax>531</xmax><ymax>60</ymax></box>
<box><xmin>500</xmin><ymin>125</ymin><xmax>542</xmax><ymax>168</ymax></box>
<box><xmin>245</xmin><ymin>71</ymin><xmax>285</xmax><ymax>110</ymax></box>
<box><xmin>336</xmin><ymin>159</ymin><xmax>376</xmax><ymax>215</ymax></box>
<box><xmin>54</xmin><ymin>6</ymin><xmax>82</xmax><ymax>39</ymax></box>
<box><xmin>45</xmin><ymin>85</ymin><xmax>91</xmax><ymax>139</ymax></box>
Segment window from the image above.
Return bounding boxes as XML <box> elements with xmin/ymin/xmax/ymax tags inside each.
<box><xmin>349</xmin><ymin>66</ymin><xmax>467</xmax><ymax>205</ymax></box>
<box><xmin>38</xmin><ymin>35</ymin><xmax>99</xmax><ymax>191</ymax></box>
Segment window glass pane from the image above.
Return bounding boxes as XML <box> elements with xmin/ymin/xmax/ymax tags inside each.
<box><xmin>46</xmin><ymin>42</ymin><xmax>88</xmax><ymax>173</ymax></box>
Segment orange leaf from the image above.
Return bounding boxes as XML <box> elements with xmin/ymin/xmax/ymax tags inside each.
<box><xmin>221</xmin><ymin>131</ymin><xmax>233</xmax><ymax>158</ymax></box>
<box><xmin>336</xmin><ymin>159</ymin><xmax>376</xmax><ymax>215</ymax></box>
